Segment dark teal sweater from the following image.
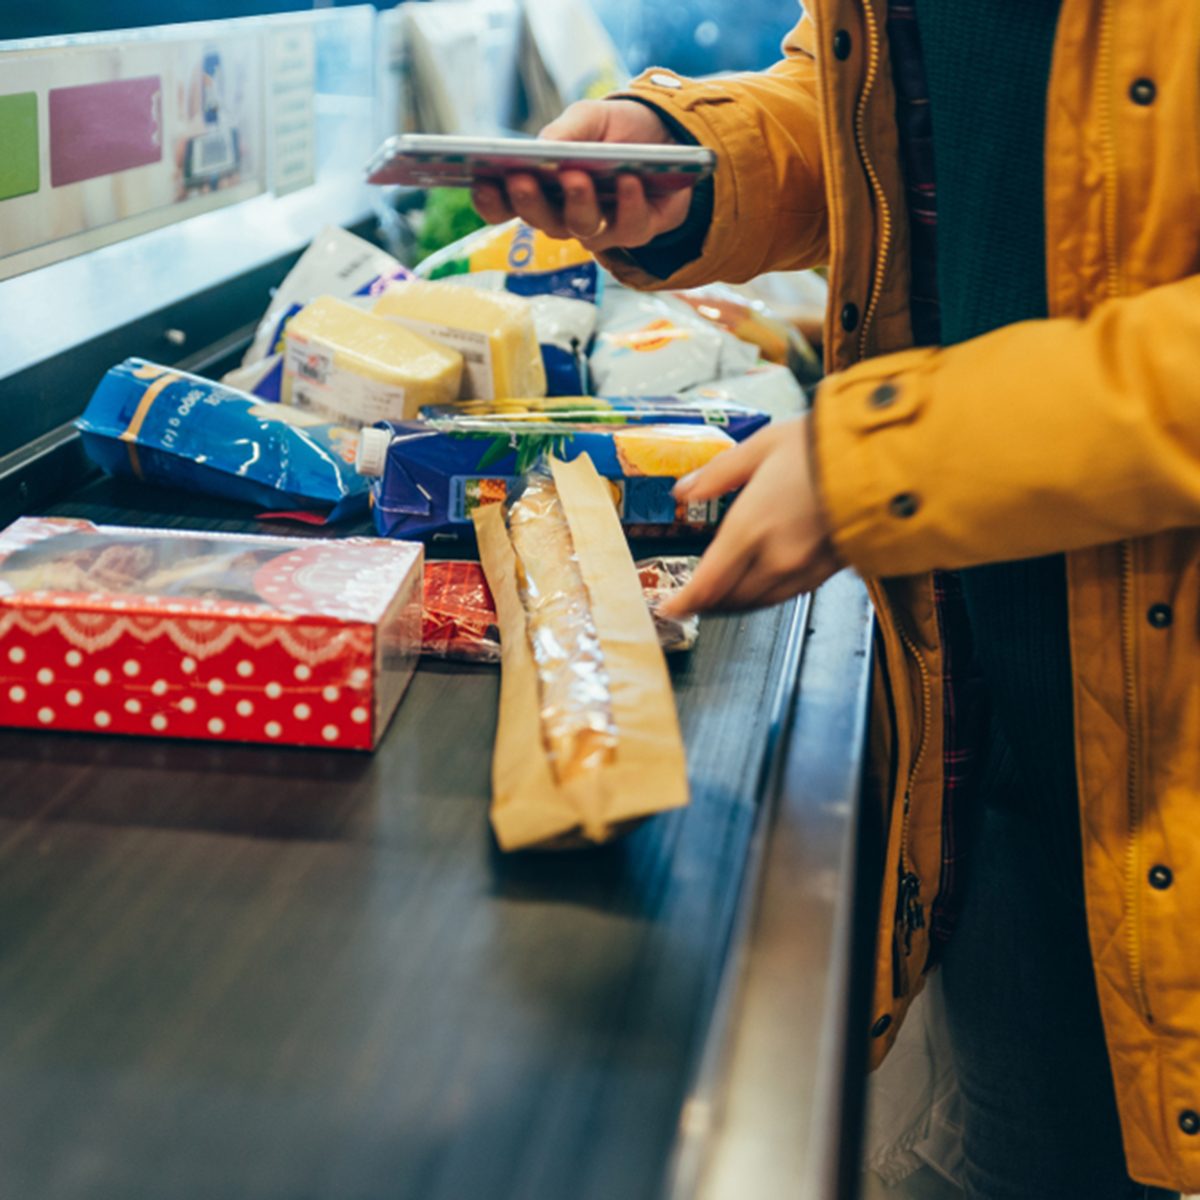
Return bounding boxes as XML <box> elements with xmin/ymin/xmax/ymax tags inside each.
<box><xmin>916</xmin><ymin>0</ymin><xmax>1079</xmax><ymax>852</ymax></box>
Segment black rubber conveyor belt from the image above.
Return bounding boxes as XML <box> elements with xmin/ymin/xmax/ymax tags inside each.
<box><xmin>0</xmin><ymin>473</ymin><xmax>807</xmax><ymax>1200</ymax></box>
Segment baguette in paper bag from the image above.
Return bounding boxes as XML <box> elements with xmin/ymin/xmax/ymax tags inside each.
<box><xmin>473</xmin><ymin>454</ymin><xmax>689</xmax><ymax>850</ymax></box>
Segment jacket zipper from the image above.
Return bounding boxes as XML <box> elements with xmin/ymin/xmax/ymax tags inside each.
<box><xmin>852</xmin><ymin>0</ymin><xmax>894</xmax><ymax>359</ymax></box>
<box><xmin>892</xmin><ymin>619</ymin><xmax>933</xmax><ymax>993</ymax></box>
<box><xmin>863</xmin><ymin>578</ymin><xmax>931</xmax><ymax>997</ymax></box>
<box><xmin>851</xmin><ymin>3</ymin><xmax>921</xmax><ymax>994</ymax></box>
<box><xmin>1097</xmin><ymin>0</ymin><xmax>1151</xmax><ymax>1022</ymax></box>
<box><xmin>1119</xmin><ymin>541</ymin><xmax>1150</xmax><ymax>1020</ymax></box>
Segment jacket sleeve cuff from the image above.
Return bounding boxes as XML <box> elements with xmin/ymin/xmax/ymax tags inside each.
<box><xmin>594</xmin><ymin>67</ymin><xmax>778</xmax><ymax>290</ymax></box>
<box><xmin>811</xmin><ymin>349</ymin><xmax>943</xmax><ymax>577</ymax></box>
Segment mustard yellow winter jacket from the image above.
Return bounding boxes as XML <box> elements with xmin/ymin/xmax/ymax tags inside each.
<box><xmin>603</xmin><ymin>1</ymin><xmax>1200</xmax><ymax>1190</ymax></box>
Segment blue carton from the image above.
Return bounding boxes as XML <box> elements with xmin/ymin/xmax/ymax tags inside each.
<box><xmin>368</xmin><ymin>416</ymin><xmax>742</xmax><ymax>542</ymax></box>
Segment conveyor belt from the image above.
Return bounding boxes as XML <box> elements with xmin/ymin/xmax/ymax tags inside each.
<box><xmin>0</xmin><ymin>472</ymin><xmax>813</xmax><ymax>1200</ymax></box>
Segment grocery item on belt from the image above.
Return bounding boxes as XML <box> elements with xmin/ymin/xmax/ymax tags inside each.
<box><xmin>684</xmin><ymin>363</ymin><xmax>808</xmax><ymax>423</ymax></box>
<box><xmin>243</xmin><ymin>225</ymin><xmax>413</xmax><ymax>367</ymax></box>
<box><xmin>416</xmin><ymin>219</ymin><xmax>600</xmax><ymax>394</ymax></box>
<box><xmin>507</xmin><ymin>470</ymin><xmax>618</xmax><ymax>783</ymax></box>
<box><xmin>447</xmin><ymin>273</ymin><xmax>597</xmax><ymax>397</ymax></box>
<box><xmin>221</xmin><ymin>353</ymin><xmax>283</xmax><ymax>403</ymax></box>
<box><xmin>638</xmin><ymin>556</ymin><xmax>701</xmax><ymax>654</ymax></box>
<box><xmin>372</xmin><ymin>279</ymin><xmax>546</xmax><ymax>401</ymax></box>
<box><xmin>589</xmin><ymin>285</ymin><xmax>759</xmax><ymax>396</ymax></box>
<box><xmin>729</xmin><ymin>268</ymin><xmax>830</xmax><ymax>350</ymax></box>
<box><xmin>282</xmin><ymin>295</ymin><xmax>463</xmax><ymax>426</ymax></box>
<box><xmin>77</xmin><ymin>359</ymin><xmax>369</xmax><ymax>522</ymax></box>
<box><xmin>358</xmin><ymin>415</ymin><xmax>736</xmax><ymax>542</ymax></box>
<box><xmin>419</xmin><ymin>394</ymin><xmax>770</xmax><ymax>441</ymax></box>
<box><xmin>473</xmin><ymin>455</ymin><xmax>689</xmax><ymax>850</ymax></box>
<box><xmin>417</xmin><ymin>218</ymin><xmax>598</xmax><ymax>302</ymax></box>
<box><xmin>422</xmin><ymin>554</ymin><xmax>700</xmax><ymax>663</ymax></box>
<box><xmin>0</xmin><ymin>516</ymin><xmax>423</xmax><ymax>750</ymax></box>
<box><xmin>673</xmin><ymin>281</ymin><xmax>822</xmax><ymax>383</ymax></box>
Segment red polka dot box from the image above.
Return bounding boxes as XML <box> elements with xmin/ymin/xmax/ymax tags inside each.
<box><xmin>0</xmin><ymin>518</ymin><xmax>424</xmax><ymax>750</ymax></box>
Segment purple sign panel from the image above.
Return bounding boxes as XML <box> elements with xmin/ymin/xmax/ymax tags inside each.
<box><xmin>49</xmin><ymin>76</ymin><xmax>163</xmax><ymax>188</ymax></box>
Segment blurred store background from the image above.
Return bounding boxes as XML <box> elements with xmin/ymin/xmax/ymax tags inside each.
<box><xmin>4</xmin><ymin>0</ymin><xmax>801</xmax><ymax>75</ymax></box>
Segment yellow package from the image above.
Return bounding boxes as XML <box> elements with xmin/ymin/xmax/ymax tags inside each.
<box><xmin>474</xmin><ymin>454</ymin><xmax>689</xmax><ymax>850</ymax></box>
<box><xmin>373</xmin><ymin>280</ymin><xmax>547</xmax><ymax>402</ymax></box>
<box><xmin>416</xmin><ymin>218</ymin><xmax>593</xmax><ymax>279</ymax></box>
<box><xmin>283</xmin><ymin>295</ymin><xmax>463</xmax><ymax>426</ymax></box>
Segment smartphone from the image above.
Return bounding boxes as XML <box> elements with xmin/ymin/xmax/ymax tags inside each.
<box><xmin>365</xmin><ymin>134</ymin><xmax>715</xmax><ymax>197</ymax></box>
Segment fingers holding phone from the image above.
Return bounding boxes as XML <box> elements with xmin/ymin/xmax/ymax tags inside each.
<box><xmin>480</xmin><ymin>169</ymin><xmax>692</xmax><ymax>252</ymax></box>
<box><xmin>538</xmin><ymin>99</ymin><xmax>674</xmax><ymax>146</ymax></box>
<box><xmin>471</xmin><ymin>99</ymin><xmax>699</xmax><ymax>249</ymax></box>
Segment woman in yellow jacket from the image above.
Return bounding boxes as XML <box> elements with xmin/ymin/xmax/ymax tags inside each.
<box><xmin>478</xmin><ymin>1</ymin><xmax>1199</xmax><ymax>1196</ymax></box>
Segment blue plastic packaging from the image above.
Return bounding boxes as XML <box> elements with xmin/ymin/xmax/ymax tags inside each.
<box><xmin>77</xmin><ymin>359</ymin><xmax>369</xmax><ymax>522</ymax></box>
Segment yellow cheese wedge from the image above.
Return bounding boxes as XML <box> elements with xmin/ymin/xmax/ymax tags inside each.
<box><xmin>282</xmin><ymin>295</ymin><xmax>463</xmax><ymax>426</ymax></box>
<box><xmin>373</xmin><ymin>280</ymin><xmax>547</xmax><ymax>402</ymax></box>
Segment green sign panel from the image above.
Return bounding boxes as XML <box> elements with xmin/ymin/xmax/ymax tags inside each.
<box><xmin>0</xmin><ymin>93</ymin><xmax>39</xmax><ymax>202</ymax></box>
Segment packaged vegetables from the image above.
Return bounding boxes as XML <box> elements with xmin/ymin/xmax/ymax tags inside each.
<box><xmin>474</xmin><ymin>455</ymin><xmax>689</xmax><ymax>850</ymax></box>
<box><xmin>358</xmin><ymin>415</ymin><xmax>736</xmax><ymax>542</ymax></box>
<box><xmin>77</xmin><ymin>359</ymin><xmax>369</xmax><ymax>522</ymax></box>
<box><xmin>418</xmin><ymin>395</ymin><xmax>770</xmax><ymax>439</ymax></box>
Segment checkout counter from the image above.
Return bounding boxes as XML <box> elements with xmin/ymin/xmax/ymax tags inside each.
<box><xmin>0</xmin><ymin>9</ymin><xmax>878</xmax><ymax>1198</ymax></box>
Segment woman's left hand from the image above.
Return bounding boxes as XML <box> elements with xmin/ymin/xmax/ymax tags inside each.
<box><xmin>657</xmin><ymin>417</ymin><xmax>841</xmax><ymax>617</ymax></box>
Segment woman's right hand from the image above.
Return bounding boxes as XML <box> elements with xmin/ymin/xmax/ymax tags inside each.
<box><xmin>472</xmin><ymin>99</ymin><xmax>695</xmax><ymax>253</ymax></box>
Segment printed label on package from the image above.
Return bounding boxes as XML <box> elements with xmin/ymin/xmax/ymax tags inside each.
<box><xmin>285</xmin><ymin>339</ymin><xmax>408</xmax><ymax>427</ymax></box>
<box><xmin>380</xmin><ymin>315</ymin><xmax>494</xmax><ymax>401</ymax></box>
<box><xmin>450</xmin><ymin>475</ymin><xmax>521</xmax><ymax>523</ymax></box>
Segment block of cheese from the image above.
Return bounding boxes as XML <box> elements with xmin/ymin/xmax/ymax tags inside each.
<box><xmin>373</xmin><ymin>280</ymin><xmax>547</xmax><ymax>402</ymax></box>
<box><xmin>283</xmin><ymin>295</ymin><xmax>463</xmax><ymax>427</ymax></box>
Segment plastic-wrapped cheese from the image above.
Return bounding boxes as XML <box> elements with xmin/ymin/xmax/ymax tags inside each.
<box><xmin>373</xmin><ymin>280</ymin><xmax>547</xmax><ymax>402</ymax></box>
<box><xmin>283</xmin><ymin>295</ymin><xmax>463</xmax><ymax>427</ymax></box>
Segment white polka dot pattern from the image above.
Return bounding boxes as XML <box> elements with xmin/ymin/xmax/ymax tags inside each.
<box><xmin>0</xmin><ymin>627</ymin><xmax>381</xmax><ymax>749</ymax></box>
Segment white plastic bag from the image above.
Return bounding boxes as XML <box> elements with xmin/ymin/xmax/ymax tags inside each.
<box><xmin>243</xmin><ymin>226</ymin><xmax>409</xmax><ymax>366</ymax></box>
<box><xmin>863</xmin><ymin>973</ymin><xmax>965</xmax><ymax>1190</ymax></box>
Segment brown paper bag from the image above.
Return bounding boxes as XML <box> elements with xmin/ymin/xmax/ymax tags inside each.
<box><xmin>473</xmin><ymin>454</ymin><xmax>690</xmax><ymax>851</ymax></box>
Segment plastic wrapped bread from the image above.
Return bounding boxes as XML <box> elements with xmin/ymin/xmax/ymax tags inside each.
<box><xmin>508</xmin><ymin>474</ymin><xmax>617</xmax><ymax>783</ymax></box>
<box><xmin>473</xmin><ymin>454</ymin><xmax>689</xmax><ymax>850</ymax></box>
